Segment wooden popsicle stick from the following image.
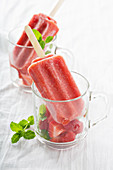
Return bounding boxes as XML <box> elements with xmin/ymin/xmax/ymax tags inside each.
<box><xmin>49</xmin><ymin>0</ymin><xmax>65</xmax><ymax>17</ymax></box>
<box><xmin>24</xmin><ymin>25</ymin><xmax>45</xmax><ymax>58</ymax></box>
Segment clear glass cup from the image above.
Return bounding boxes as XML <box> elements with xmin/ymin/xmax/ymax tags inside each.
<box><xmin>8</xmin><ymin>26</ymin><xmax>60</xmax><ymax>92</ymax></box>
<box><xmin>32</xmin><ymin>71</ymin><xmax>109</xmax><ymax>150</ymax></box>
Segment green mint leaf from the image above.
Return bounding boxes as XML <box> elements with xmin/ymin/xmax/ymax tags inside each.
<box><xmin>32</xmin><ymin>29</ymin><xmax>42</xmax><ymax>41</ymax></box>
<box><xmin>19</xmin><ymin>119</ymin><xmax>28</xmax><ymax>128</ymax></box>
<box><xmin>11</xmin><ymin>133</ymin><xmax>21</xmax><ymax>143</ymax></box>
<box><xmin>23</xmin><ymin>130</ymin><xmax>36</xmax><ymax>139</ymax></box>
<box><xmin>39</xmin><ymin>40</ymin><xmax>45</xmax><ymax>50</ymax></box>
<box><xmin>39</xmin><ymin>104</ymin><xmax>46</xmax><ymax>117</ymax></box>
<box><xmin>49</xmin><ymin>44</ymin><xmax>53</xmax><ymax>49</ymax></box>
<box><xmin>40</xmin><ymin>116</ymin><xmax>47</xmax><ymax>121</ymax></box>
<box><xmin>45</xmin><ymin>36</ymin><xmax>53</xmax><ymax>43</ymax></box>
<box><xmin>38</xmin><ymin>36</ymin><xmax>42</xmax><ymax>42</ymax></box>
<box><xmin>20</xmin><ymin>131</ymin><xmax>24</xmax><ymax>137</ymax></box>
<box><xmin>26</xmin><ymin>124</ymin><xmax>30</xmax><ymax>129</ymax></box>
<box><xmin>45</xmin><ymin>50</ymin><xmax>51</xmax><ymax>55</ymax></box>
<box><xmin>10</xmin><ymin>122</ymin><xmax>23</xmax><ymax>132</ymax></box>
<box><xmin>41</xmin><ymin>129</ymin><xmax>51</xmax><ymax>140</ymax></box>
<box><xmin>28</xmin><ymin>116</ymin><xmax>34</xmax><ymax>125</ymax></box>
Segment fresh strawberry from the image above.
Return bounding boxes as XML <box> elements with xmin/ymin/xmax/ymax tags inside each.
<box><xmin>64</xmin><ymin>119</ymin><xmax>83</xmax><ymax>135</ymax></box>
<box><xmin>50</xmin><ymin>131</ymin><xmax>76</xmax><ymax>143</ymax></box>
<box><xmin>49</xmin><ymin>120</ymin><xmax>66</xmax><ymax>138</ymax></box>
<box><xmin>39</xmin><ymin>119</ymin><xmax>49</xmax><ymax>130</ymax></box>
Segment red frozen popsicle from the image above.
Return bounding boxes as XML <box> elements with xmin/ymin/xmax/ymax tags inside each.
<box><xmin>28</xmin><ymin>54</ymin><xmax>84</xmax><ymax>124</ymax></box>
<box><xmin>13</xmin><ymin>13</ymin><xmax>59</xmax><ymax>69</ymax></box>
<box><xmin>11</xmin><ymin>13</ymin><xmax>59</xmax><ymax>86</ymax></box>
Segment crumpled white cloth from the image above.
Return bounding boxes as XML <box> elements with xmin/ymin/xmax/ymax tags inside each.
<box><xmin>0</xmin><ymin>0</ymin><xmax>113</xmax><ymax>170</ymax></box>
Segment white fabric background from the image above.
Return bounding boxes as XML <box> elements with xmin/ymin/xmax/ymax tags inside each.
<box><xmin>0</xmin><ymin>0</ymin><xmax>113</xmax><ymax>169</ymax></box>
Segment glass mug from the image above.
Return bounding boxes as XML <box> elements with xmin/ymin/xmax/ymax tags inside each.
<box><xmin>32</xmin><ymin>71</ymin><xmax>109</xmax><ymax>150</ymax></box>
<box><xmin>8</xmin><ymin>26</ymin><xmax>74</xmax><ymax>92</ymax></box>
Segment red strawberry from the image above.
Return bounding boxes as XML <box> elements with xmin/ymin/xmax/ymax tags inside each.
<box><xmin>50</xmin><ymin>131</ymin><xmax>76</xmax><ymax>143</ymax></box>
<box><xmin>64</xmin><ymin>119</ymin><xmax>83</xmax><ymax>135</ymax></box>
<box><xmin>49</xmin><ymin>120</ymin><xmax>66</xmax><ymax>138</ymax></box>
<box><xmin>39</xmin><ymin>119</ymin><xmax>49</xmax><ymax>130</ymax></box>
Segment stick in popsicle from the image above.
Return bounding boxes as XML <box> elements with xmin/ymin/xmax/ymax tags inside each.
<box><xmin>49</xmin><ymin>0</ymin><xmax>65</xmax><ymax>17</ymax></box>
<box><xmin>25</xmin><ymin>25</ymin><xmax>84</xmax><ymax>125</ymax></box>
<box><xmin>25</xmin><ymin>25</ymin><xmax>45</xmax><ymax>58</ymax></box>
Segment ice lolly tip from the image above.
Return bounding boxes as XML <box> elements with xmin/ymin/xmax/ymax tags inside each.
<box><xmin>24</xmin><ymin>25</ymin><xmax>45</xmax><ymax>58</ymax></box>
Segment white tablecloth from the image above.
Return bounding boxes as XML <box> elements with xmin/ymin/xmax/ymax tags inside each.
<box><xmin>0</xmin><ymin>0</ymin><xmax>113</xmax><ymax>169</ymax></box>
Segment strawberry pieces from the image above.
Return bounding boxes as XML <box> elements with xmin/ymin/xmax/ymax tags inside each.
<box><xmin>50</xmin><ymin>131</ymin><xmax>76</xmax><ymax>143</ymax></box>
<box><xmin>39</xmin><ymin>119</ymin><xmax>49</xmax><ymax>131</ymax></box>
<box><xmin>38</xmin><ymin>105</ymin><xmax>83</xmax><ymax>143</ymax></box>
<box><xmin>64</xmin><ymin>119</ymin><xmax>83</xmax><ymax>135</ymax></box>
<box><xmin>49</xmin><ymin>120</ymin><xmax>66</xmax><ymax>138</ymax></box>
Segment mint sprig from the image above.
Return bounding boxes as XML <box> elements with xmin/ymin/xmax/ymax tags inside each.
<box><xmin>39</xmin><ymin>104</ymin><xmax>47</xmax><ymax>121</ymax></box>
<box><xmin>45</xmin><ymin>36</ymin><xmax>53</xmax><ymax>43</ymax></box>
<box><xmin>10</xmin><ymin>115</ymin><xmax>35</xmax><ymax>144</ymax></box>
<box><xmin>11</xmin><ymin>133</ymin><xmax>22</xmax><ymax>143</ymax></box>
<box><xmin>18</xmin><ymin>119</ymin><xmax>28</xmax><ymax>128</ymax></box>
<box><xmin>32</xmin><ymin>29</ymin><xmax>53</xmax><ymax>52</ymax></box>
<box><xmin>36</xmin><ymin>104</ymin><xmax>51</xmax><ymax>140</ymax></box>
<box><xmin>28</xmin><ymin>115</ymin><xmax>34</xmax><ymax>125</ymax></box>
<box><xmin>45</xmin><ymin>50</ymin><xmax>51</xmax><ymax>55</ymax></box>
<box><xmin>23</xmin><ymin>130</ymin><xmax>36</xmax><ymax>139</ymax></box>
<box><xmin>39</xmin><ymin>40</ymin><xmax>45</xmax><ymax>50</ymax></box>
<box><xmin>32</xmin><ymin>29</ymin><xmax>42</xmax><ymax>41</ymax></box>
<box><xmin>39</xmin><ymin>104</ymin><xmax>46</xmax><ymax>115</ymax></box>
<box><xmin>10</xmin><ymin>122</ymin><xmax>23</xmax><ymax>132</ymax></box>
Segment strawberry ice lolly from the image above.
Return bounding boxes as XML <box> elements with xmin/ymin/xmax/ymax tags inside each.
<box><xmin>13</xmin><ymin>13</ymin><xmax>59</xmax><ymax>69</ymax></box>
<box><xmin>13</xmin><ymin>0</ymin><xmax>64</xmax><ymax>70</ymax></box>
<box><xmin>11</xmin><ymin>13</ymin><xmax>59</xmax><ymax>86</ymax></box>
<box><xmin>28</xmin><ymin>55</ymin><xmax>84</xmax><ymax>125</ymax></box>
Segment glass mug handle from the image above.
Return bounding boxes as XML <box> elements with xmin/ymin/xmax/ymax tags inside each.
<box><xmin>88</xmin><ymin>91</ymin><xmax>109</xmax><ymax>128</ymax></box>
